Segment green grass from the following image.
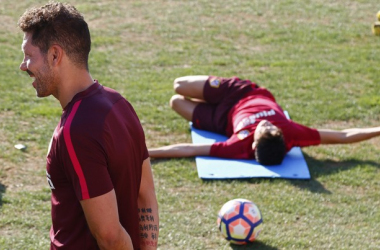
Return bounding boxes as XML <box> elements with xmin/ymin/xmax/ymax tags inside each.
<box><xmin>1</xmin><ymin>0</ymin><xmax>380</xmax><ymax>249</ymax></box>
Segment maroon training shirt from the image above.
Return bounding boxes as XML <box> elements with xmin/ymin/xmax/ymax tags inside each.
<box><xmin>46</xmin><ymin>81</ymin><xmax>148</xmax><ymax>249</ymax></box>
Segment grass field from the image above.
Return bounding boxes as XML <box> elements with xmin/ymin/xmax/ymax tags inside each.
<box><xmin>1</xmin><ymin>0</ymin><xmax>380</xmax><ymax>249</ymax></box>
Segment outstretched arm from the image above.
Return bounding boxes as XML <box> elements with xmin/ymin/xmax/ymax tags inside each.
<box><xmin>148</xmin><ymin>143</ymin><xmax>212</xmax><ymax>158</ymax></box>
<box><xmin>318</xmin><ymin>127</ymin><xmax>380</xmax><ymax>144</ymax></box>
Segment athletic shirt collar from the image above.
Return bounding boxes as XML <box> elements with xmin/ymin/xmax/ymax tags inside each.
<box><xmin>63</xmin><ymin>80</ymin><xmax>102</xmax><ymax>111</ymax></box>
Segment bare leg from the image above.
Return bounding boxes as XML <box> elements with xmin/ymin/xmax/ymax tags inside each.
<box><xmin>170</xmin><ymin>94</ymin><xmax>200</xmax><ymax>121</ymax></box>
<box><xmin>173</xmin><ymin>75</ymin><xmax>209</xmax><ymax>100</ymax></box>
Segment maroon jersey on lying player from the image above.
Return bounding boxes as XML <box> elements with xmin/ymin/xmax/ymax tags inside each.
<box><xmin>46</xmin><ymin>81</ymin><xmax>148</xmax><ymax>249</ymax></box>
<box><xmin>191</xmin><ymin>76</ymin><xmax>321</xmax><ymax>159</ymax></box>
<box><xmin>210</xmin><ymin>87</ymin><xmax>321</xmax><ymax>159</ymax></box>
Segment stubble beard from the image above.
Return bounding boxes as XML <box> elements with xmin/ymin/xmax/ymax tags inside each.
<box><xmin>34</xmin><ymin>63</ymin><xmax>56</xmax><ymax>98</ymax></box>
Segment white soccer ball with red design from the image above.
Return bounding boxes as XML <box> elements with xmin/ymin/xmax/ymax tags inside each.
<box><xmin>217</xmin><ymin>198</ymin><xmax>263</xmax><ymax>245</ymax></box>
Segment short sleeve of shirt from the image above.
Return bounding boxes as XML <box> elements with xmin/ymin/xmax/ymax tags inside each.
<box><xmin>284</xmin><ymin>121</ymin><xmax>321</xmax><ymax>150</ymax></box>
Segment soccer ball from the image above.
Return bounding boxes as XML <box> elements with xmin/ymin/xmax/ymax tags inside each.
<box><xmin>217</xmin><ymin>198</ymin><xmax>263</xmax><ymax>245</ymax></box>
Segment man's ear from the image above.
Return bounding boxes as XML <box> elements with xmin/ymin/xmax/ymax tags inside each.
<box><xmin>48</xmin><ymin>44</ymin><xmax>64</xmax><ymax>66</ymax></box>
<box><xmin>252</xmin><ymin>141</ymin><xmax>257</xmax><ymax>150</ymax></box>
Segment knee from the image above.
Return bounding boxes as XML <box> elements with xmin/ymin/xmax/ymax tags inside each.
<box><xmin>173</xmin><ymin>77</ymin><xmax>182</xmax><ymax>94</ymax></box>
<box><xmin>169</xmin><ymin>94</ymin><xmax>184</xmax><ymax>110</ymax></box>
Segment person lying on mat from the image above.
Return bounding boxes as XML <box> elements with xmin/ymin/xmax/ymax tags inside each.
<box><xmin>149</xmin><ymin>75</ymin><xmax>380</xmax><ymax>165</ymax></box>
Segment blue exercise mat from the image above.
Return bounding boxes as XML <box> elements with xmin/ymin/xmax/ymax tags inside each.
<box><xmin>190</xmin><ymin>111</ymin><xmax>311</xmax><ymax>179</ymax></box>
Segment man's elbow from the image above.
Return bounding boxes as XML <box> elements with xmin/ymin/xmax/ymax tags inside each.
<box><xmin>138</xmin><ymin>189</ymin><xmax>158</xmax><ymax>208</ymax></box>
<box><xmin>93</xmin><ymin>227</ymin><xmax>133</xmax><ymax>250</ymax></box>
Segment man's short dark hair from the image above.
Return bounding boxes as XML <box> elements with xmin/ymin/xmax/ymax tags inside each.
<box><xmin>255</xmin><ymin>129</ymin><xmax>286</xmax><ymax>166</ymax></box>
<box><xmin>18</xmin><ymin>1</ymin><xmax>91</xmax><ymax>70</ymax></box>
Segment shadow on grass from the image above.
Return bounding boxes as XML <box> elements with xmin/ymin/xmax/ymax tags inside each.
<box><xmin>0</xmin><ymin>182</ymin><xmax>6</xmax><ymax>207</ymax></box>
<box><xmin>229</xmin><ymin>240</ymin><xmax>278</xmax><ymax>250</ymax></box>
<box><xmin>303</xmin><ymin>152</ymin><xmax>380</xmax><ymax>178</ymax></box>
<box><xmin>289</xmin><ymin>152</ymin><xmax>380</xmax><ymax>193</ymax></box>
<box><xmin>150</xmin><ymin>154</ymin><xmax>380</xmax><ymax>194</ymax></box>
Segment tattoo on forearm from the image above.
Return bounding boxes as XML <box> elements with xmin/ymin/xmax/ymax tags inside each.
<box><xmin>139</xmin><ymin>207</ymin><xmax>158</xmax><ymax>247</ymax></box>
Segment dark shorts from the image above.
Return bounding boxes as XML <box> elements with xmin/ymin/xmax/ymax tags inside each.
<box><xmin>192</xmin><ymin>76</ymin><xmax>258</xmax><ymax>135</ymax></box>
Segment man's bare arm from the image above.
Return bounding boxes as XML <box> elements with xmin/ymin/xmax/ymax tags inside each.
<box><xmin>148</xmin><ymin>143</ymin><xmax>212</xmax><ymax>158</ymax></box>
<box><xmin>318</xmin><ymin>127</ymin><xmax>380</xmax><ymax>144</ymax></box>
<box><xmin>80</xmin><ymin>190</ymin><xmax>133</xmax><ymax>250</ymax></box>
<box><xmin>138</xmin><ymin>158</ymin><xmax>159</xmax><ymax>249</ymax></box>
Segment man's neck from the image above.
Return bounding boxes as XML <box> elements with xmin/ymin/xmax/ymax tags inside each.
<box><xmin>56</xmin><ymin>72</ymin><xmax>94</xmax><ymax>109</ymax></box>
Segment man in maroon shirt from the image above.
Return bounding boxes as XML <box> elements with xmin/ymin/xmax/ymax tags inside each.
<box><xmin>149</xmin><ymin>75</ymin><xmax>380</xmax><ymax>165</ymax></box>
<box><xmin>19</xmin><ymin>2</ymin><xmax>158</xmax><ymax>249</ymax></box>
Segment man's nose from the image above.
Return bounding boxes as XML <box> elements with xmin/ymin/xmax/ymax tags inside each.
<box><xmin>20</xmin><ymin>61</ymin><xmax>27</xmax><ymax>71</ymax></box>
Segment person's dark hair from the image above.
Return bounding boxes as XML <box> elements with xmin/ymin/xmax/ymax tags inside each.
<box><xmin>255</xmin><ymin>129</ymin><xmax>286</xmax><ymax>166</ymax></box>
<box><xmin>18</xmin><ymin>1</ymin><xmax>91</xmax><ymax>70</ymax></box>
